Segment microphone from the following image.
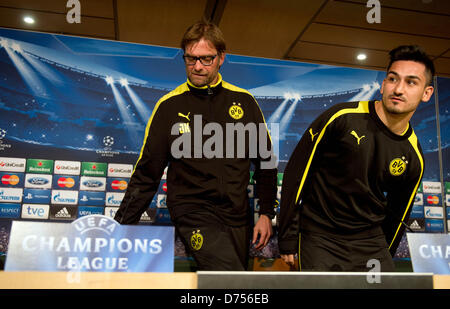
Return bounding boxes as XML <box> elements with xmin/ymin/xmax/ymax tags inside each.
<box><xmin>119</xmin><ymin>188</ymin><xmax>139</xmax><ymax>224</ymax></box>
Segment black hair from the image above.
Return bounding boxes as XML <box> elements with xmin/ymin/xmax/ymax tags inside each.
<box><xmin>387</xmin><ymin>45</ymin><xmax>435</xmax><ymax>85</ymax></box>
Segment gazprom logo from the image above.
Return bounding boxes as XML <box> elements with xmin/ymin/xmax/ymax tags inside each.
<box><xmin>51</xmin><ymin>190</ymin><xmax>78</xmax><ymax>205</ymax></box>
<box><xmin>105</xmin><ymin>192</ymin><xmax>124</xmax><ymax>206</ymax></box>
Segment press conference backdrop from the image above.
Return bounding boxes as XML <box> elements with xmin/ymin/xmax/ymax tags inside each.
<box><xmin>0</xmin><ymin>27</ymin><xmax>449</xmax><ymax>261</ymax></box>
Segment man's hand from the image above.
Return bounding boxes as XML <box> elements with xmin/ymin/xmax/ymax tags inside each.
<box><xmin>252</xmin><ymin>214</ymin><xmax>273</xmax><ymax>250</ymax></box>
<box><xmin>281</xmin><ymin>254</ymin><xmax>295</xmax><ymax>267</ymax></box>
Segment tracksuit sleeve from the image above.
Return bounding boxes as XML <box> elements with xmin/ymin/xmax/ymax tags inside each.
<box><xmin>114</xmin><ymin>102</ymin><xmax>169</xmax><ymax>224</ymax></box>
<box><xmin>278</xmin><ymin>107</ymin><xmax>338</xmax><ymax>254</ymax></box>
<box><xmin>251</xmin><ymin>98</ymin><xmax>278</xmax><ymax>219</ymax></box>
<box><xmin>383</xmin><ymin>167</ymin><xmax>424</xmax><ymax>256</ymax></box>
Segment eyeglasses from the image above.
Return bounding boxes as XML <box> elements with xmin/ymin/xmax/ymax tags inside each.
<box><xmin>183</xmin><ymin>54</ymin><xmax>217</xmax><ymax>66</ymax></box>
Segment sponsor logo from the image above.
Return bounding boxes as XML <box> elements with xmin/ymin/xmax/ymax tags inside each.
<box><xmin>389</xmin><ymin>157</ymin><xmax>407</xmax><ymax>176</ymax></box>
<box><xmin>425</xmin><ymin>194</ymin><xmax>441</xmax><ymax>206</ymax></box>
<box><xmin>78</xmin><ymin>191</ymin><xmax>106</xmax><ymax>206</ymax></box>
<box><xmin>25</xmin><ymin>174</ymin><xmax>52</xmax><ymax>189</ymax></box>
<box><xmin>308</xmin><ymin>128</ymin><xmax>319</xmax><ymax>142</ymax></box>
<box><xmin>408</xmin><ymin>218</ymin><xmax>425</xmax><ymax>231</ymax></box>
<box><xmin>26</xmin><ymin>159</ymin><xmax>54</xmax><ymax>174</ymax></box>
<box><xmin>23</xmin><ymin>188</ymin><xmax>51</xmax><ymax>204</ymax></box>
<box><xmin>156</xmin><ymin>194</ymin><xmax>167</xmax><ymax>208</ymax></box>
<box><xmin>162</xmin><ymin>182</ymin><xmax>167</xmax><ymax>192</ymax></box>
<box><xmin>54</xmin><ymin>160</ymin><xmax>81</xmax><ymax>175</ymax></box>
<box><xmin>422</xmin><ymin>181</ymin><xmax>442</xmax><ymax>194</ymax></box>
<box><xmin>51</xmin><ymin>190</ymin><xmax>78</xmax><ymax>205</ymax></box>
<box><xmin>140</xmin><ymin>208</ymin><xmax>157</xmax><ymax>223</ymax></box>
<box><xmin>414</xmin><ymin>193</ymin><xmax>423</xmax><ymax>206</ymax></box>
<box><xmin>108</xmin><ymin>179</ymin><xmax>128</xmax><ymax>191</ymax></box>
<box><xmin>0</xmin><ymin>203</ymin><xmax>21</xmax><ymax>218</ymax></box>
<box><xmin>21</xmin><ymin>204</ymin><xmax>49</xmax><ymax>219</ymax></box>
<box><xmin>0</xmin><ymin>172</ymin><xmax>23</xmax><ymax>187</ymax></box>
<box><xmin>447</xmin><ymin>194</ymin><xmax>450</xmax><ymax>207</ymax></box>
<box><xmin>50</xmin><ymin>205</ymin><xmax>77</xmax><ymax>220</ymax></box>
<box><xmin>424</xmin><ymin>206</ymin><xmax>444</xmax><ymax>219</ymax></box>
<box><xmin>178</xmin><ymin>112</ymin><xmax>191</xmax><ymax>122</ymax></box>
<box><xmin>350</xmin><ymin>130</ymin><xmax>366</xmax><ymax>145</ymax></box>
<box><xmin>445</xmin><ymin>182</ymin><xmax>450</xmax><ymax>194</ymax></box>
<box><xmin>247</xmin><ymin>185</ymin><xmax>254</xmax><ymax>198</ymax></box>
<box><xmin>81</xmin><ymin>162</ymin><xmax>107</xmax><ymax>177</ymax></box>
<box><xmin>105</xmin><ymin>192</ymin><xmax>124</xmax><ymax>206</ymax></box>
<box><xmin>80</xmin><ymin>176</ymin><xmax>106</xmax><ymax>191</ymax></box>
<box><xmin>107</xmin><ymin>163</ymin><xmax>133</xmax><ymax>178</ymax></box>
<box><xmin>410</xmin><ymin>205</ymin><xmax>424</xmax><ymax>219</ymax></box>
<box><xmin>77</xmin><ymin>206</ymin><xmax>104</xmax><ymax>217</ymax></box>
<box><xmin>0</xmin><ymin>188</ymin><xmax>23</xmax><ymax>202</ymax></box>
<box><xmin>0</xmin><ymin>157</ymin><xmax>26</xmax><ymax>172</ymax></box>
<box><xmin>425</xmin><ymin>219</ymin><xmax>444</xmax><ymax>232</ymax></box>
<box><xmin>53</xmin><ymin>175</ymin><xmax>78</xmax><ymax>189</ymax></box>
<box><xmin>229</xmin><ymin>102</ymin><xmax>244</xmax><ymax>120</ymax></box>
<box><xmin>190</xmin><ymin>229</ymin><xmax>203</xmax><ymax>251</ymax></box>
<box><xmin>104</xmin><ymin>206</ymin><xmax>119</xmax><ymax>219</ymax></box>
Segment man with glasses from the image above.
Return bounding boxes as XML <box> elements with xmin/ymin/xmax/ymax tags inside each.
<box><xmin>115</xmin><ymin>21</ymin><xmax>277</xmax><ymax>271</ymax></box>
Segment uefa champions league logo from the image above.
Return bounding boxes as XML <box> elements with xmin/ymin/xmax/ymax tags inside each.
<box><xmin>96</xmin><ymin>136</ymin><xmax>118</xmax><ymax>158</ymax></box>
<box><xmin>0</xmin><ymin>128</ymin><xmax>11</xmax><ymax>150</ymax></box>
<box><xmin>103</xmin><ymin>136</ymin><xmax>114</xmax><ymax>147</ymax></box>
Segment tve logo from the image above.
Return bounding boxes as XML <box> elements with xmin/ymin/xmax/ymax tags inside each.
<box><xmin>22</xmin><ymin>204</ymin><xmax>49</xmax><ymax>219</ymax></box>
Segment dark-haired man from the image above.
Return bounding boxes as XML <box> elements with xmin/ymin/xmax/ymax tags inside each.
<box><xmin>278</xmin><ymin>45</ymin><xmax>434</xmax><ymax>271</ymax></box>
<box><xmin>114</xmin><ymin>21</ymin><xmax>277</xmax><ymax>271</ymax></box>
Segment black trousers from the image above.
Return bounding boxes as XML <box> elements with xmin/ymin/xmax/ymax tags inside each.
<box><xmin>174</xmin><ymin>212</ymin><xmax>251</xmax><ymax>271</ymax></box>
<box><xmin>300</xmin><ymin>230</ymin><xmax>395</xmax><ymax>272</ymax></box>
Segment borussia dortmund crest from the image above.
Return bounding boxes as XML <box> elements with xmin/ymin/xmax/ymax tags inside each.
<box><xmin>190</xmin><ymin>229</ymin><xmax>203</xmax><ymax>251</ymax></box>
<box><xmin>229</xmin><ymin>102</ymin><xmax>244</xmax><ymax>120</ymax></box>
<box><xmin>389</xmin><ymin>156</ymin><xmax>408</xmax><ymax>176</ymax></box>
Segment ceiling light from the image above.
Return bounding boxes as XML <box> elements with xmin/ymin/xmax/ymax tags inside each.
<box><xmin>23</xmin><ymin>16</ymin><xmax>35</xmax><ymax>24</ymax></box>
<box><xmin>357</xmin><ymin>53</ymin><xmax>367</xmax><ymax>61</ymax></box>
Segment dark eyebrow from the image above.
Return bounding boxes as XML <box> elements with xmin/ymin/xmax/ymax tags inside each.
<box><xmin>387</xmin><ymin>70</ymin><xmax>422</xmax><ymax>81</ymax></box>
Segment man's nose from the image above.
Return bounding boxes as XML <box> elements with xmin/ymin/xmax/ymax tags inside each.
<box><xmin>394</xmin><ymin>80</ymin><xmax>405</xmax><ymax>95</ymax></box>
<box><xmin>193</xmin><ymin>59</ymin><xmax>204</xmax><ymax>71</ymax></box>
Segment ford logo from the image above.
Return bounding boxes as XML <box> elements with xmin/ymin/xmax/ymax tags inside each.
<box><xmin>82</xmin><ymin>180</ymin><xmax>103</xmax><ymax>188</ymax></box>
<box><xmin>28</xmin><ymin>177</ymin><xmax>49</xmax><ymax>185</ymax></box>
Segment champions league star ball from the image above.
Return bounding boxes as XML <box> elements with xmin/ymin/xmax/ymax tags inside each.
<box><xmin>103</xmin><ymin>136</ymin><xmax>114</xmax><ymax>147</ymax></box>
<box><xmin>0</xmin><ymin>129</ymin><xmax>6</xmax><ymax>139</ymax></box>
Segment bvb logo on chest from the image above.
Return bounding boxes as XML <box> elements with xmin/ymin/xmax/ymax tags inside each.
<box><xmin>229</xmin><ymin>102</ymin><xmax>244</xmax><ymax>120</ymax></box>
<box><xmin>389</xmin><ymin>156</ymin><xmax>408</xmax><ymax>176</ymax></box>
<box><xmin>190</xmin><ymin>229</ymin><xmax>203</xmax><ymax>251</ymax></box>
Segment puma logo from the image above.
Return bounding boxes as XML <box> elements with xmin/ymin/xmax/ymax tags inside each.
<box><xmin>350</xmin><ymin>130</ymin><xmax>365</xmax><ymax>145</ymax></box>
<box><xmin>178</xmin><ymin>112</ymin><xmax>190</xmax><ymax>122</ymax></box>
<box><xmin>309</xmin><ymin>128</ymin><xmax>319</xmax><ymax>141</ymax></box>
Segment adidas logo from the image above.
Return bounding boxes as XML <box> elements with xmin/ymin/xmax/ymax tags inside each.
<box><xmin>55</xmin><ymin>207</ymin><xmax>72</xmax><ymax>218</ymax></box>
<box><xmin>410</xmin><ymin>220</ymin><xmax>421</xmax><ymax>230</ymax></box>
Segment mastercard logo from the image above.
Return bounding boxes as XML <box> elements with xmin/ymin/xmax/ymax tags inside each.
<box><xmin>57</xmin><ymin>177</ymin><xmax>75</xmax><ymax>188</ymax></box>
<box><xmin>111</xmin><ymin>180</ymin><xmax>128</xmax><ymax>190</ymax></box>
<box><xmin>1</xmin><ymin>174</ymin><xmax>20</xmax><ymax>185</ymax></box>
<box><xmin>426</xmin><ymin>195</ymin><xmax>439</xmax><ymax>205</ymax></box>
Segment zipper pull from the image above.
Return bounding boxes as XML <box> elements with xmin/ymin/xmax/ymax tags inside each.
<box><xmin>207</xmin><ymin>86</ymin><xmax>213</xmax><ymax>95</ymax></box>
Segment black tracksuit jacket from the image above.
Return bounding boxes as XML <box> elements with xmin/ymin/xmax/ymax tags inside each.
<box><xmin>115</xmin><ymin>74</ymin><xmax>277</xmax><ymax>226</ymax></box>
<box><xmin>278</xmin><ymin>101</ymin><xmax>424</xmax><ymax>256</ymax></box>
